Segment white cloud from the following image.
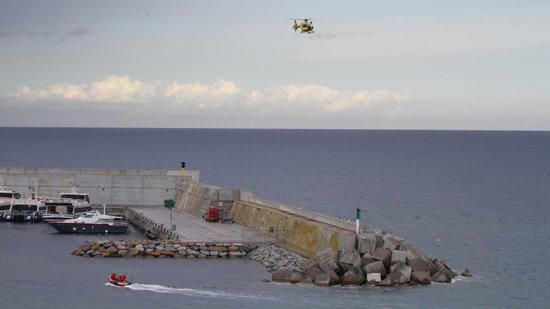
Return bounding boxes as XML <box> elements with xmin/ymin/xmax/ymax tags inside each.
<box><xmin>5</xmin><ymin>75</ymin><xmax>156</xmax><ymax>103</ymax></box>
<box><xmin>164</xmin><ymin>81</ymin><xmax>409</xmax><ymax>114</ymax></box>
<box><xmin>3</xmin><ymin>76</ymin><xmax>409</xmax><ymax>116</ymax></box>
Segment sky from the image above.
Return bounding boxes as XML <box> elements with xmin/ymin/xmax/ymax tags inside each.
<box><xmin>0</xmin><ymin>0</ymin><xmax>549</xmax><ymax>130</ymax></box>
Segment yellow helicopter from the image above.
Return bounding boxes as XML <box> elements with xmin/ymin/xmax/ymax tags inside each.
<box><xmin>287</xmin><ymin>18</ymin><xmax>316</xmax><ymax>34</ymax></box>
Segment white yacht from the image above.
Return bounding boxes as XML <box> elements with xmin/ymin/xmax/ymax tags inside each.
<box><xmin>42</xmin><ymin>187</ymin><xmax>92</xmax><ymax>222</ymax></box>
<box><xmin>48</xmin><ymin>210</ymin><xmax>128</xmax><ymax>234</ymax></box>
<box><xmin>0</xmin><ymin>186</ymin><xmax>21</xmax><ymax>215</ymax></box>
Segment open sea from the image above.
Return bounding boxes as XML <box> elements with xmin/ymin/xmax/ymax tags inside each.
<box><xmin>0</xmin><ymin>127</ymin><xmax>549</xmax><ymax>308</ymax></box>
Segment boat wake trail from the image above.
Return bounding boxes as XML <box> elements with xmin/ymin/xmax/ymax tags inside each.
<box><xmin>106</xmin><ymin>283</ymin><xmax>271</xmax><ymax>300</ymax></box>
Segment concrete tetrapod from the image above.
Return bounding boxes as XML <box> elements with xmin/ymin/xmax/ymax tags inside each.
<box><xmin>366</xmin><ymin>273</ymin><xmax>382</xmax><ymax>285</ymax></box>
<box><xmin>360</xmin><ymin>253</ymin><xmax>376</xmax><ymax>267</ymax></box>
<box><xmin>391</xmin><ymin>250</ymin><xmax>407</xmax><ymax>265</ymax></box>
<box><xmin>408</xmin><ymin>257</ymin><xmax>429</xmax><ymax>272</ymax></box>
<box><xmin>338</xmin><ymin>251</ymin><xmax>361</xmax><ymax>273</ymax></box>
<box><xmin>271</xmin><ymin>270</ymin><xmax>293</xmax><ymax>282</ymax></box>
<box><xmin>432</xmin><ymin>270</ymin><xmax>452</xmax><ymax>283</ymax></box>
<box><xmin>372</xmin><ymin>248</ymin><xmax>392</xmax><ymax>268</ymax></box>
<box><xmin>316</xmin><ymin>249</ymin><xmax>341</xmax><ymax>273</ymax></box>
<box><xmin>341</xmin><ymin>270</ymin><xmax>365</xmax><ymax>286</ymax></box>
<box><xmin>357</xmin><ymin>233</ymin><xmax>380</xmax><ymax>255</ymax></box>
<box><xmin>411</xmin><ymin>271</ymin><xmax>432</xmax><ymax>285</ymax></box>
<box><xmin>459</xmin><ymin>268</ymin><xmax>472</xmax><ymax>277</ymax></box>
<box><xmin>314</xmin><ymin>270</ymin><xmax>340</xmax><ymax>286</ymax></box>
<box><xmin>363</xmin><ymin>261</ymin><xmax>387</xmax><ymax>276</ymax></box>
<box><xmin>390</xmin><ymin>263</ymin><xmax>412</xmax><ymax>284</ymax></box>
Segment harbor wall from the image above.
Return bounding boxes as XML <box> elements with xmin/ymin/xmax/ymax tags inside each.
<box><xmin>174</xmin><ymin>179</ymin><xmax>248</xmax><ymax>217</ymax></box>
<box><xmin>230</xmin><ymin>201</ymin><xmax>356</xmax><ymax>259</ymax></box>
<box><xmin>0</xmin><ymin>167</ymin><xmax>199</xmax><ymax>206</ymax></box>
<box><xmin>173</xmin><ymin>179</ymin><xmax>356</xmax><ymax>259</ymax></box>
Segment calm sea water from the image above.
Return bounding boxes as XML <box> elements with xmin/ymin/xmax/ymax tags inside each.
<box><xmin>0</xmin><ymin>128</ymin><xmax>549</xmax><ymax>308</ymax></box>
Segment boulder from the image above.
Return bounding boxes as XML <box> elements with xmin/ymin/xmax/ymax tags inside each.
<box><xmin>106</xmin><ymin>246</ymin><xmax>118</xmax><ymax>254</ymax></box>
<box><xmin>314</xmin><ymin>271</ymin><xmax>340</xmax><ymax>286</ymax></box>
<box><xmin>377</xmin><ymin>277</ymin><xmax>395</xmax><ymax>287</ymax></box>
<box><xmin>100</xmin><ymin>251</ymin><xmax>110</xmax><ymax>257</ymax></box>
<box><xmin>366</xmin><ymin>273</ymin><xmax>382</xmax><ymax>284</ymax></box>
<box><xmin>302</xmin><ymin>259</ymin><xmax>318</xmax><ymax>270</ymax></box>
<box><xmin>229</xmin><ymin>251</ymin><xmax>245</xmax><ymax>257</ymax></box>
<box><xmin>313</xmin><ymin>273</ymin><xmax>331</xmax><ymax>286</ymax></box>
<box><xmin>316</xmin><ymin>249</ymin><xmax>341</xmax><ymax>273</ymax></box>
<box><xmin>341</xmin><ymin>270</ymin><xmax>365</xmax><ymax>286</ymax></box>
<box><xmin>459</xmin><ymin>268</ymin><xmax>472</xmax><ymax>277</ymax></box>
<box><xmin>162</xmin><ymin>250</ymin><xmax>175</xmax><ymax>256</ymax></box>
<box><xmin>290</xmin><ymin>271</ymin><xmax>306</xmax><ymax>283</ymax></box>
<box><xmin>411</xmin><ymin>271</ymin><xmax>432</xmax><ymax>285</ymax></box>
<box><xmin>390</xmin><ymin>263</ymin><xmax>412</xmax><ymax>284</ymax></box>
<box><xmin>433</xmin><ymin>259</ymin><xmax>456</xmax><ymax>278</ymax></box>
<box><xmin>208</xmin><ymin>246</ymin><xmax>228</xmax><ymax>252</ymax></box>
<box><xmin>187</xmin><ymin>249</ymin><xmax>200</xmax><ymax>255</ymax></box>
<box><xmin>432</xmin><ymin>270</ymin><xmax>452</xmax><ymax>283</ymax></box>
<box><xmin>272</xmin><ymin>270</ymin><xmax>293</xmax><ymax>283</ymax></box>
<box><xmin>363</xmin><ymin>261</ymin><xmax>387</xmax><ymax>276</ymax></box>
<box><xmin>391</xmin><ymin>250</ymin><xmax>407</xmax><ymax>264</ymax></box>
<box><xmin>150</xmin><ymin>251</ymin><xmax>162</xmax><ymax>257</ymax></box>
<box><xmin>428</xmin><ymin>261</ymin><xmax>439</xmax><ymax>275</ymax></box>
<box><xmin>382</xmin><ymin>235</ymin><xmax>400</xmax><ymax>251</ymax></box>
<box><xmin>298</xmin><ymin>277</ymin><xmax>314</xmax><ymax>284</ymax></box>
<box><xmin>360</xmin><ymin>253</ymin><xmax>376</xmax><ymax>267</ymax></box>
<box><xmin>372</xmin><ymin>248</ymin><xmax>392</xmax><ymax>268</ymax></box>
<box><xmin>357</xmin><ymin>233</ymin><xmax>378</xmax><ymax>255</ymax></box>
<box><xmin>305</xmin><ymin>264</ymin><xmax>324</xmax><ymax>280</ymax></box>
<box><xmin>408</xmin><ymin>257</ymin><xmax>428</xmax><ymax>272</ymax></box>
<box><xmin>338</xmin><ymin>251</ymin><xmax>361</xmax><ymax>272</ymax></box>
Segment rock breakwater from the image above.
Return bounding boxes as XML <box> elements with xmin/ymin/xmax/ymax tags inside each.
<box><xmin>248</xmin><ymin>244</ymin><xmax>310</xmax><ymax>272</ymax></box>
<box><xmin>72</xmin><ymin>240</ymin><xmax>255</xmax><ymax>258</ymax></box>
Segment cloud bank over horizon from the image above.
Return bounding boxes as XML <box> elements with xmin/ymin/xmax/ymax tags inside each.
<box><xmin>3</xmin><ymin>75</ymin><xmax>410</xmax><ymax>118</ymax></box>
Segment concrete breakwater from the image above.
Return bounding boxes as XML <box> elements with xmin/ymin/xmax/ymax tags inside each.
<box><xmin>72</xmin><ymin>240</ymin><xmax>254</xmax><ymax>258</ymax></box>
<box><xmin>271</xmin><ymin>231</ymin><xmax>472</xmax><ymax>287</ymax></box>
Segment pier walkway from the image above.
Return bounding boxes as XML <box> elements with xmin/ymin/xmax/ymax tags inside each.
<box><xmin>129</xmin><ymin>206</ymin><xmax>274</xmax><ymax>243</ymax></box>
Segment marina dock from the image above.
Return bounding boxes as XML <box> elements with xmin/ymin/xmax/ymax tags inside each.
<box><xmin>128</xmin><ymin>206</ymin><xmax>273</xmax><ymax>243</ymax></box>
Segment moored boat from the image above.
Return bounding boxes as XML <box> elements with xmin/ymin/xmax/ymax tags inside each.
<box><xmin>48</xmin><ymin>211</ymin><xmax>128</xmax><ymax>234</ymax></box>
<box><xmin>2</xmin><ymin>198</ymin><xmax>44</xmax><ymax>223</ymax></box>
<box><xmin>0</xmin><ymin>186</ymin><xmax>21</xmax><ymax>219</ymax></box>
<box><xmin>42</xmin><ymin>187</ymin><xmax>92</xmax><ymax>222</ymax></box>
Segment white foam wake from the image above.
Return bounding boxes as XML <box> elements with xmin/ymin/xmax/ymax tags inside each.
<box><xmin>106</xmin><ymin>282</ymin><xmax>269</xmax><ymax>300</ymax></box>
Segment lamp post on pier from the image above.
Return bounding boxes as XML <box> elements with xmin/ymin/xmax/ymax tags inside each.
<box><xmin>356</xmin><ymin>208</ymin><xmax>362</xmax><ymax>234</ymax></box>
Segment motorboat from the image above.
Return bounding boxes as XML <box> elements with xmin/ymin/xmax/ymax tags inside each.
<box><xmin>108</xmin><ymin>274</ymin><xmax>131</xmax><ymax>286</ymax></box>
<box><xmin>2</xmin><ymin>198</ymin><xmax>44</xmax><ymax>223</ymax></box>
<box><xmin>48</xmin><ymin>210</ymin><xmax>128</xmax><ymax>234</ymax></box>
<box><xmin>42</xmin><ymin>188</ymin><xmax>92</xmax><ymax>222</ymax></box>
